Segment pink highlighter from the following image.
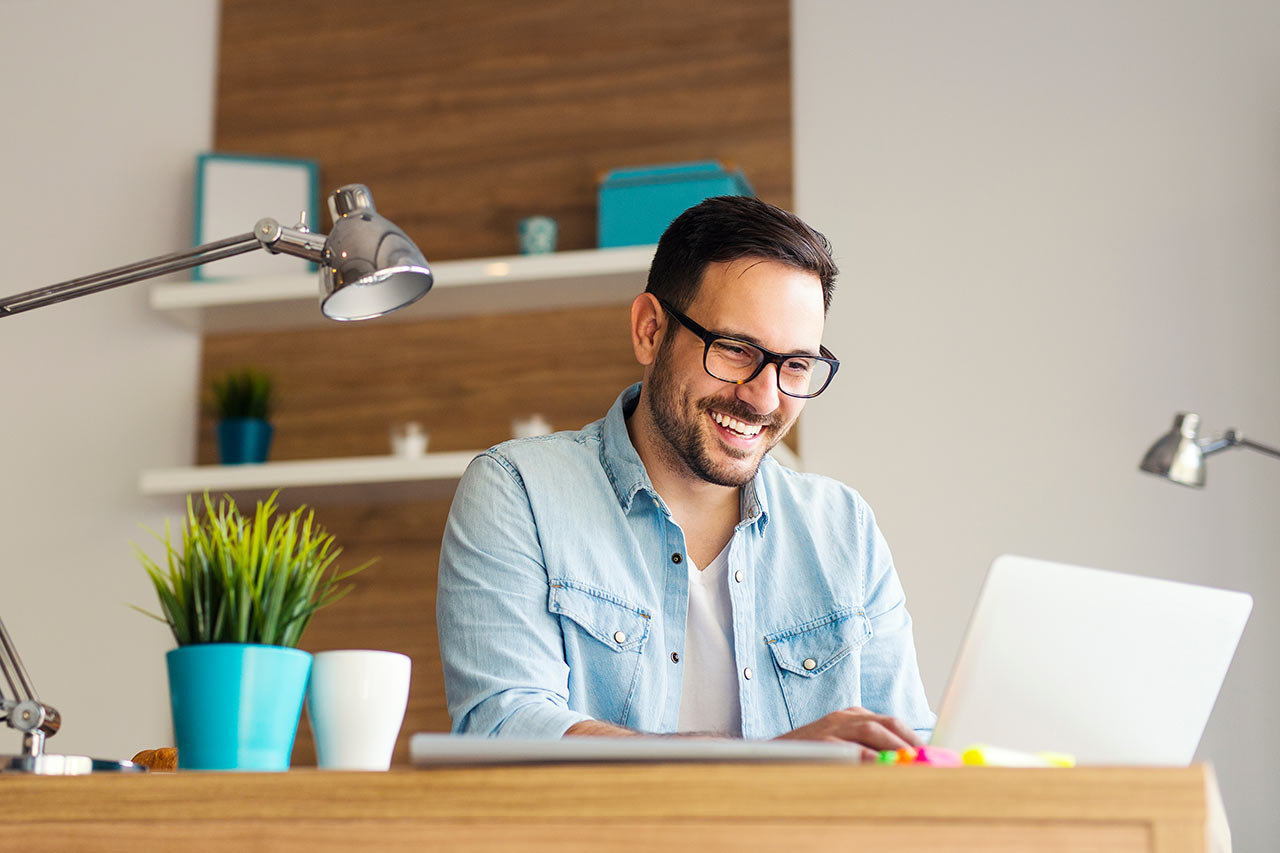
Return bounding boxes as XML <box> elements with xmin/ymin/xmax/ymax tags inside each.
<box><xmin>912</xmin><ymin>745</ymin><xmax>963</xmax><ymax>766</ymax></box>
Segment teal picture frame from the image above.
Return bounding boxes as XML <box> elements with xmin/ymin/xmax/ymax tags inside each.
<box><xmin>192</xmin><ymin>152</ymin><xmax>320</xmax><ymax>282</ymax></box>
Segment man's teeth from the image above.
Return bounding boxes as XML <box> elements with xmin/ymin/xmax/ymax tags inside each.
<box><xmin>711</xmin><ymin>411</ymin><xmax>762</xmax><ymax>437</ymax></box>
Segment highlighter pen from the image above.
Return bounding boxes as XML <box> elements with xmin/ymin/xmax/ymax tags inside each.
<box><xmin>913</xmin><ymin>745</ymin><xmax>962</xmax><ymax>766</ymax></box>
<box><xmin>961</xmin><ymin>744</ymin><xmax>1076</xmax><ymax>767</ymax></box>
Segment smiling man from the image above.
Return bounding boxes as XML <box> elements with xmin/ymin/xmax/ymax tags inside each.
<box><xmin>437</xmin><ymin>196</ymin><xmax>934</xmax><ymax>758</ymax></box>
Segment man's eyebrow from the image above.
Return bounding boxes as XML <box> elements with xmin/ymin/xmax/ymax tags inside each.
<box><xmin>715</xmin><ymin>327</ymin><xmax>822</xmax><ymax>358</ymax></box>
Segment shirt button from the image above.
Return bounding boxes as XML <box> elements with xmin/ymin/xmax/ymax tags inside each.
<box><xmin>734</xmin><ymin>570</ymin><xmax>744</xmax><ymax>583</ymax></box>
<box><xmin>671</xmin><ymin>553</ymin><xmax>683</xmax><ymax>564</ymax></box>
<box><xmin>803</xmin><ymin>658</ymin><xmax>817</xmax><ymax>671</ymax></box>
<box><xmin>613</xmin><ymin>631</ymin><xmax>627</xmax><ymax>644</ymax></box>
<box><xmin>743</xmin><ymin>667</ymin><xmax>753</xmax><ymax>680</ymax></box>
<box><xmin>670</xmin><ymin>652</ymin><xmax>680</xmax><ymax>664</ymax></box>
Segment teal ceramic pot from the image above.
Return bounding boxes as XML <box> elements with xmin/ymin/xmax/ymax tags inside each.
<box><xmin>166</xmin><ymin>644</ymin><xmax>311</xmax><ymax>771</ymax></box>
<box><xmin>217</xmin><ymin>417</ymin><xmax>274</xmax><ymax>464</ymax></box>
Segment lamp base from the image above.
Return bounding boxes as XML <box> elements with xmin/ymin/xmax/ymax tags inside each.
<box><xmin>2</xmin><ymin>754</ymin><xmax>145</xmax><ymax>774</ymax></box>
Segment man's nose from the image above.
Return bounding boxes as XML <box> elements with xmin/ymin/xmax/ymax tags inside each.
<box><xmin>735</xmin><ymin>362</ymin><xmax>781</xmax><ymax>414</ymax></box>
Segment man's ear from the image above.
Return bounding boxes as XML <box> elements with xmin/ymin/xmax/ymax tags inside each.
<box><xmin>630</xmin><ymin>293</ymin><xmax>665</xmax><ymax>366</ymax></box>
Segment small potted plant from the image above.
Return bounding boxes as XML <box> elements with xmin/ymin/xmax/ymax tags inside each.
<box><xmin>134</xmin><ymin>491</ymin><xmax>370</xmax><ymax>771</ymax></box>
<box><xmin>211</xmin><ymin>367</ymin><xmax>274</xmax><ymax>464</ymax></box>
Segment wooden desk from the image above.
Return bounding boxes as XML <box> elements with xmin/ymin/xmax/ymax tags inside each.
<box><xmin>0</xmin><ymin>763</ymin><xmax>1228</xmax><ymax>852</ymax></box>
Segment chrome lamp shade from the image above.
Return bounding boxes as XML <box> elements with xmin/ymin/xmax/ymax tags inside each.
<box><xmin>318</xmin><ymin>185</ymin><xmax>433</xmax><ymax>320</ymax></box>
<box><xmin>1140</xmin><ymin>412</ymin><xmax>1280</xmax><ymax>488</ymax></box>
<box><xmin>1140</xmin><ymin>413</ymin><xmax>1211</xmax><ymax>487</ymax></box>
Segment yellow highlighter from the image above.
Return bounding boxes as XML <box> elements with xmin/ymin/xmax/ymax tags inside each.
<box><xmin>961</xmin><ymin>744</ymin><xmax>1076</xmax><ymax>768</ymax></box>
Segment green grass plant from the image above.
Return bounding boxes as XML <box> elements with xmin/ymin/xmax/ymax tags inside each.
<box><xmin>133</xmin><ymin>491</ymin><xmax>370</xmax><ymax>647</ymax></box>
<box><xmin>210</xmin><ymin>367</ymin><xmax>273</xmax><ymax>421</ymax></box>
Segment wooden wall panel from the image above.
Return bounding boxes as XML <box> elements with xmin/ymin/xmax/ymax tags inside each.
<box><xmin>211</xmin><ymin>0</ymin><xmax>793</xmax><ymax>763</ymax></box>
<box><xmin>215</xmin><ymin>0</ymin><xmax>792</xmax><ymax>259</ymax></box>
<box><xmin>198</xmin><ymin>305</ymin><xmax>640</xmax><ymax>464</ymax></box>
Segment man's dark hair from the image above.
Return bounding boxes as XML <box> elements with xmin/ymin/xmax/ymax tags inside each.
<box><xmin>645</xmin><ymin>196</ymin><xmax>838</xmax><ymax>313</ymax></box>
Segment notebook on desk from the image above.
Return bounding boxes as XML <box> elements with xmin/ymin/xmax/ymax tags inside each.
<box><xmin>928</xmin><ymin>555</ymin><xmax>1253</xmax><ymax>765</ymax></box>
<box><xmin>409</xmin><ymin>733</ymin><xmax>863</xmax><ymax>765</ymax></box>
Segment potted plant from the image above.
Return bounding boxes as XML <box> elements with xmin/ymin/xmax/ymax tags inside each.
<box><xmin>211</xmin><ymin>367</ymin><xmax>274</xmax><ymax>464</ymax></box>
<box><xmin>134</xmin><ymin>491</ymin><xmax>370</xmax><ymax>771</ymax></box>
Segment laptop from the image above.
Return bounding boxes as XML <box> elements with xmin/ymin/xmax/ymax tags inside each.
<box><xmin>928</xmin><ymin>555</ymin><xmax>1253</xmax><ymax>765</ymax></box>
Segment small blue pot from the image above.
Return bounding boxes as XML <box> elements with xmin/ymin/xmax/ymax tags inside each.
<box><xmin>217</xmin><ymin>418</ymin><xmax>274</xmax><ymax>464</ymax></box>
<box><xmin>166</xmin><ymin>644</ymin><xmax>311</xmax><ymax>771</ymax></box>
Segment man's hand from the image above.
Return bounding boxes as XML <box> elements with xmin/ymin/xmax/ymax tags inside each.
<box><xmin>564</xmin><ymin>719</ymin><xmax>643</xmax><ymax>737</ymax></box>
<box><xmin>773</xmin><ymin>706</ymin><xmax>924</xmax><ymax>761</ymax></box>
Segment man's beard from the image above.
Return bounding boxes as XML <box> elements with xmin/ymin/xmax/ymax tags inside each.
<box><xmin>644</xmin><ymin>336</ymin><xmax>788</xmax><ymax>487</ymax></box>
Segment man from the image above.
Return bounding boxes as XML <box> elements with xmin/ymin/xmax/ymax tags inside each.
<box><xmin>437</xmin><ymin>196</ymin><xmax>933</xmax><ymax>758</ymax></box>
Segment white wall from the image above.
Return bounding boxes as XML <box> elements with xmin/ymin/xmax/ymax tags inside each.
<box><xmin>0</xmin><ymin>0</ymin><xmax>216</xmax><ymax>759</ymax></box>
<box><xmin>795</xmin><ymin>1</ymin><xmax>1280</xmax><ymax>847</ymax></box>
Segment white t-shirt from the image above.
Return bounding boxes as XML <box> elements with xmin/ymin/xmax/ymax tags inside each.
<box><xmin>676</xmin><ymin>541</ymin><xmax>742</xmax><ymax>736</ymax></box>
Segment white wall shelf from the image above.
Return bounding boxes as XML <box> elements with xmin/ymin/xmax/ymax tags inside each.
<box><xmin>140</xmin><ymin>444</ymin><xmax>802</xmax><ymax>506</ymax></box>
<box><xmin>139</xmin><ymin>451</ymin><xmax>480</xmax><ymax>506</ymax></box>
<box><xmin>150</xmin><ymin>244</ymin><xmax>657</xmax><ymax>332</ymax></box>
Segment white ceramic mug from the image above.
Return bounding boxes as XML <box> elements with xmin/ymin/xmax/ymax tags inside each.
<box><xmin>306</xmin><ymin>650</ymin><xmax>411</xmax><ymax>770</ymax></box>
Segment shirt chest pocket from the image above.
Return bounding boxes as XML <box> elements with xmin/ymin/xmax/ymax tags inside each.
<box><xmin>548</xmin><ymin>579</ymin><xmax>651</xmax><ymax>654</ymax></box>
<box><xmin>765</xmin><ymin>606</ymin><xmax>872</xmax><ymax>729</ymax></box>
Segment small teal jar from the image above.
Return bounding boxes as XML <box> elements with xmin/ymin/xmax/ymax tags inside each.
<box><xmin>167</xmin><ymin>644</ymin><xmax>311</xmax><ymax>771</ymax></box>
<box><xmin>217</xmin><ymin>417</ymin><xmax>274</xmax><ymax>464</ymax></box>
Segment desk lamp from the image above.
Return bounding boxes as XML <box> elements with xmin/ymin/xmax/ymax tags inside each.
<box><xmin>0</xmin><ymin>184</ymin><xmax>432</xmax><ymax>773</ymax></box>
<box><xmin>1140</xmin><ymin>412</ymin><xmax>1280</xmax><ymax>488</ymax></box>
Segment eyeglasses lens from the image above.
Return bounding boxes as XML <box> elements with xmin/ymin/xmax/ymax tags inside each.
<box><xmin>706</xmin><ymin>339</ymin><xmax>832</xmax><ymax>397</ymax></box>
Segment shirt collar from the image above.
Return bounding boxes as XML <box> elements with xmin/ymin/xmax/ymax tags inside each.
<box><xmin>600</xmin><ymin>382</ymin><xmax>771</xmax><ymax>534</ymax></box>
<box><xmin>600</xmin><ymin>383</ymin><xmax>659</xmax><ymax>513</ymax></box>
<box><xmin>739</xmin><ymin>467</ymin><xmax>770</xmax><ymax>535</ymax></box>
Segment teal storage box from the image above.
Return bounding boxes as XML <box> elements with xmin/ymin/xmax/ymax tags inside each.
<box><xmin>598</xmin><ymin>161</ymin><xmax>754</xmax><ymax>248</ymax></box>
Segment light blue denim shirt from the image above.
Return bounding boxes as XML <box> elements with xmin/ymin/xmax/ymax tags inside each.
<box><xmin>437</xmin><ymin>383</ymin><xmax>935</xmax><ymax>740</ymax></box>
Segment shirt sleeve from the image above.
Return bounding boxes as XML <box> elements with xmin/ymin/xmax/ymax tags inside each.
<box><xmin>437</xmin><ymin>452</ymin><xmax>593</xmax><ymax>738</ymax></box>
<box><xmin>857</xmin><ymin>503</ymin><xmax>938</xmax><ymax>739</ymax></box>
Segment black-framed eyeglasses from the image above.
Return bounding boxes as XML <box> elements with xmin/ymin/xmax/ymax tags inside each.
<box><xmin>658</xmin><ymin>299</ymin><xmax>840</xmax><ymax>398</ymax></box>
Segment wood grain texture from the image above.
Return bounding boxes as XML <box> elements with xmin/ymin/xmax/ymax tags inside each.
<box><xmin>0</xmin><ymin>765</ymin><xmax>1223</xmax><ymax>853</ymax></box>
<box><xmin>0</xmin><ymin>819</ymin><xmax>1151</xmax><ymax>853</ymax></box>
<box><xmin>215</xmin><ymin>0</ymin><xmax>792</xmax><ymax>260</ymax></box>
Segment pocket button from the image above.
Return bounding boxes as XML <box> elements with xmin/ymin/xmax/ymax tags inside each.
<box><xmin>614</xmin><ymin>631</ymin><xmax>627</xmax><ymax>644</ymax></box>
<box><xmin>803</xmin><ymin>658</ymin><xmax>817</xmax><ymax>671</ymax></box>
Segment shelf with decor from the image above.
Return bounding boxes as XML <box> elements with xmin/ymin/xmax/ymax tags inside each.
<box><xmin>150</xmin><ymin>244</ymin><xmax>658</xmax><ymax>332</ymax></box>
<box><xmin>142</xmin><ymin>240</ymin><xmax>803</xmax><ymax>504</ymax></box>
<box><xmin>138</xmin><ymin>451</ymin><xmax>482</xmax><ymax>506</ymax></box>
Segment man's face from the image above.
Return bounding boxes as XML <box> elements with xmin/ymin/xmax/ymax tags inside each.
<box><xmin>644</xmin><ymin>258</ymin><xmax>826</xmax><ymax>487</ymax></box>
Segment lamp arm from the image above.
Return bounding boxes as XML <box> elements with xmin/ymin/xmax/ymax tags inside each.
<box><xmin>0</xmin><ymin>216</ymin><xmax>327</xmax><ymax>319</ymax></box>
<box><xmin>1201</xmin><ymin>430</ymin><xmax>1280</xmax><ymax>461</ymax></box>
<box><xmin>1236</xmin><ymin>436</ymin><xmax>1280</xmax><ymax>461</ymax></box>
<box><xmin>0</xmin><ymin>232</ymin><xmax>260</xmax><ymax>317</ymax></box>
<box><xmin>1199</xmin><ymin>435</ymin><xmax>1235</xmax><ymax>456</ymax></box>
<box><xmin>1</xmin><ymin>615</ymin><xmax>61</xmax><ymax>759</ymax></box>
